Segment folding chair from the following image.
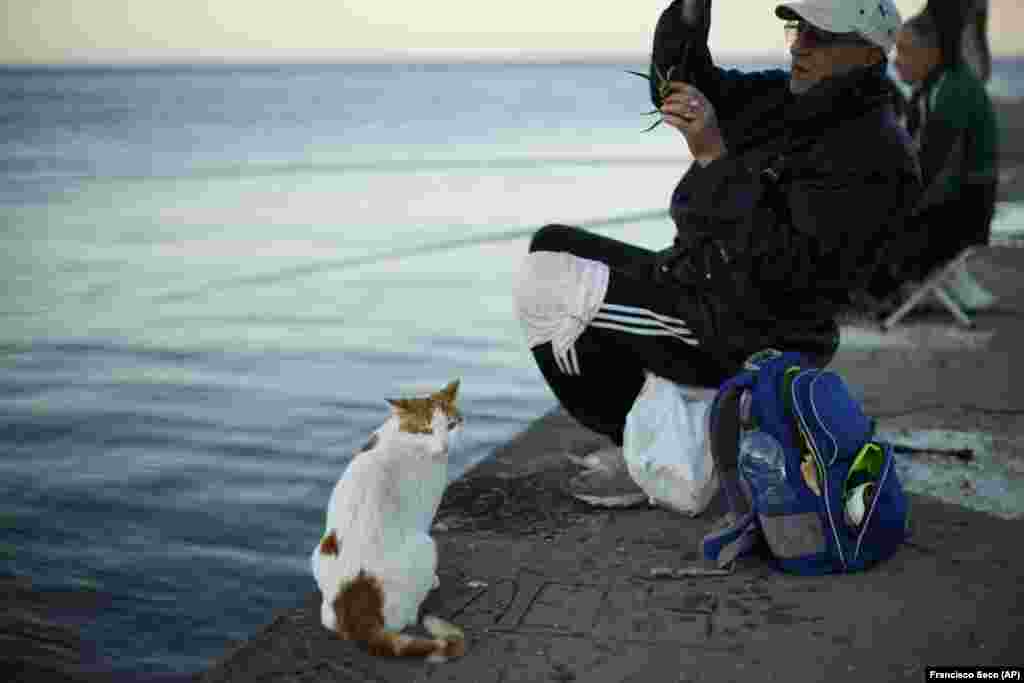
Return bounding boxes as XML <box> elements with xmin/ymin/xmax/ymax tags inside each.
<box><xmin>881</xmin><ymin>247</ymin><xmax>978</xmax><ymax>331</ymax></box>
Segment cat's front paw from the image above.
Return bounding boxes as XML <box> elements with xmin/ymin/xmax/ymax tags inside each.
<box><xmin>432</xmin><ymin>574</ymin><xmax>441</xmax><ymax>590</ymax></box>
<box><xmin>321</xmin><ymin>601</ymin><xmax>338</xmax><ymax>632</ymax></box>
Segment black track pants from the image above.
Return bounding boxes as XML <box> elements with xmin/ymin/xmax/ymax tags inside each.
<box><xmin>523</xmin><ymin>224</ymin><xmax>733</xmax><ymax>445</ymax></box>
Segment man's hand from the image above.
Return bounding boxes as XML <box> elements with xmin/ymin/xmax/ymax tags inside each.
<box><xmin>661</xmin><ymin>82</ymin><xmax>727</xmax><ymax>166</ymax></box>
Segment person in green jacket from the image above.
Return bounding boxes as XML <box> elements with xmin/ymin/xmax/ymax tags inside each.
<box><xmin>868</xmin><ymin>8</ymin><xmax>999</xmax><ymax>310</ymax></box>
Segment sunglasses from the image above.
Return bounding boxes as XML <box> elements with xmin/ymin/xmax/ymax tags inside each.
<box><xmin>784</xmin><ymin>21</ymin><xmax>870</xmax><ymax>48</ymax></box>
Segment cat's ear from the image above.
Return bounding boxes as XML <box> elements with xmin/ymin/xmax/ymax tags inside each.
<box><xmin>387</xmin><ymin>398</ymin><xmax>412</xmax><ymax>413</ymax></box>
<box><xmin>438</xmin><ymin>379</ymin><xmax>460</xmax><ymax>404</ymax></box>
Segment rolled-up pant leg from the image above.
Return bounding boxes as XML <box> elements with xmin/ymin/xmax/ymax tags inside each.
<box><xmin>518</xmin><ymin>225</ymin><xmax>730</xmax><ymax>445</ymax></box>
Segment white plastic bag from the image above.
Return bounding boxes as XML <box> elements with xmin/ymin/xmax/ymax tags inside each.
<box><xmin>623</xmin><ymin>372</ymin><xmax>718</xmax><ymax>516</ymax></box>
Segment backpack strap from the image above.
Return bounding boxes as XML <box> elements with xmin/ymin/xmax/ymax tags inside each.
<box><xmin>708</xmin><ymin>348</ymin><xmax>796</xmax><ymax>517</ymax></box>
<box><xmin>710</xmin><ymin>385</ymin><xmax>750</xmax><ymax>517</ymax></box>
<box><xmin>701</xmin><ymin>509</ymin><xmax>760</xmax><ymax>568</ymax></box>
<box><xmin>702</xmin><ymin>360</ymin><xmax>763</xmax><ymax>568</ymax></box>
<box><xmin>702</xmin><ymin>349</ymin><xmax>805</xmax><ymax>569</ymax></box>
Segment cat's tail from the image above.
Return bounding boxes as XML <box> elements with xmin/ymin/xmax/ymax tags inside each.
<box><xmin>334</xmin><ymin>570</ymin><xmax>466</xmax><ymax>663</ymax></box>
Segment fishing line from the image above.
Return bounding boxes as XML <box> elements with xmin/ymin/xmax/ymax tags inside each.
<box><xmin>154</xmin><ymin>208</ymin><xmax>670</xmax><ymax>303</ymax></box>
<box><xmin>80</xmin><ymin>157</ymin><xmax>690</xmax><ymax>186</ymax></box>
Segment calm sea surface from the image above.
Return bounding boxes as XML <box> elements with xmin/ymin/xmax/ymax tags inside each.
<box><xmin>2</xmin><ymin>58</ymin><xmax>1022</xmax><ymax>677</ymax></box>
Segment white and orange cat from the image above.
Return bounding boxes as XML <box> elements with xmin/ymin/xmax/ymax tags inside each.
<box><xmin>311</xmin><ymin>380</ymin><xmax>466</xmax><ymax>661</ymax></box>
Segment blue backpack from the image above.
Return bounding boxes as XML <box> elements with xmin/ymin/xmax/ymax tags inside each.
<box><xmin>702</xmin><ymin>350</ymin><xmax>909</xmax><ymax>575</ymax></box>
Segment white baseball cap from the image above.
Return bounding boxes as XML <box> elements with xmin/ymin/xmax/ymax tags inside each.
<box><xmin>775</xmin><ymin>0</ymin><xmax>903</xmax><ymax>53</ymax></box>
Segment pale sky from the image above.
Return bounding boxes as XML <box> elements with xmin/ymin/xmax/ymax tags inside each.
<box><xmin>1</xmin><ymin>0</ymin><xmax>1021</xmax><ymax>64</ymax></box>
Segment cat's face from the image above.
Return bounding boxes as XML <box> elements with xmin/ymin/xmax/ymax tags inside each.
<box><xmin>386</xmin><ymin>380</ymin><xmax>463</xmax><ymax>435</ymax></box>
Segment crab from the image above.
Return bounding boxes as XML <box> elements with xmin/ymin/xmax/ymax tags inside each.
<box><xmin>626</xmin><ymin>64</ymin><xmax>677</xmax><ymax>132</ymax></box>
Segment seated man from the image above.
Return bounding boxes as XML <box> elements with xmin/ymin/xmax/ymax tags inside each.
<box><xmin>515</xmin><ymin>0</ymin><xmax>920</xmax><ymax>455</ymax></box>
<box><xmin>867</xmin><ymin>8</ymin><xmax>999</xmax><ymax>309</ymax></box>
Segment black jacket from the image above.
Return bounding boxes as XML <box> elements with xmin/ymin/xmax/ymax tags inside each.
<box><xmin>650</xmin><ymin>5</ymin><xmax>921</xmax><ymax>365</ymax></box>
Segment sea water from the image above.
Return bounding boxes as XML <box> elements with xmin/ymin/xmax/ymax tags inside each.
<box><xmin>2</xmin><ymin>58</ymin><xmax>1022</xmax><ymax>677</ymax></box>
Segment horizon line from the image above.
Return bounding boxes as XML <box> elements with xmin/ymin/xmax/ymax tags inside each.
<box><xmin>4</xmin><ymin>59</ymin><xmax>1022</xmax><ymax>71</ymax></box>
<box><xmin>2</xmin><ymin>49</ymin><xmax>1020</xmax><ymax>69</ymax></box>
<box><xmin>0</xmin><ymin>52</ymin><xmax>762</xmax><ymax>68</ymax></box>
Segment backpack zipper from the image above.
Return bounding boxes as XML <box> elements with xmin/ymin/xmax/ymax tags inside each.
<box><xmin>853</xmin><ymin>447</ymin><xmax>894</xmax><ymax>562</ymax></box>
<box><xmin>791</xmin><ymin>370</ymin><xmax>847</xmax><ymax>571</ymax></box>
